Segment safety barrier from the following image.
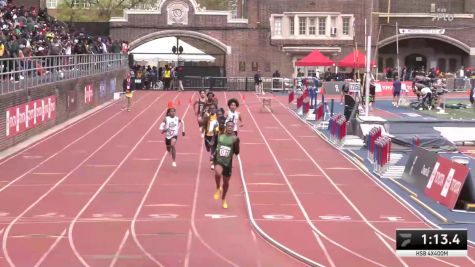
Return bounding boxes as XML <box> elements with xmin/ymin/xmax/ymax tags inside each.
<box><xmin>373</xmin><ymin>136</ymin><xmax>392</xmax><ymax>174</ymax></box>
<box><xmin>366</xmin><ymin>127</ymin><xmax>382</xmax><ymax>162</ymax></box>
<box><xmin>328</xmin><ymin>114</ymin><xmax>346</xmax><ymax>145</ymax></box>
<box><xmin>412</xmin><ymin>135</ymin><xmax>420</xmax><ymax>149</ymax></box>
<box><xmin>315</xmin><ymin>102</ymin><xmax>325</xmax><ymax>122</ymax></box>
<box><xmin>179</xmin><ymin>76</ymin><xmax>293</xmax><ymax>91</ymax></box>
<box><xmin>0</xmin><ymin>54</ymin><xmax>127</xmax><ymax>95</ymax></box>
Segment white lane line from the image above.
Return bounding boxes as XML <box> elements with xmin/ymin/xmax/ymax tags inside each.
<box><xmin>1</xmin><ymin>93</ymin><xmax>167</xmax><ymax>267</ymax></box>
<box><xmin>109</xmin><ymin>230</ymin><xmax>130</xmax><ymax>267</ymax></box>
<box><xmin>33</xmin><ymin>229</ymin><xmax>67</xmax><ymax>267</ymax></box>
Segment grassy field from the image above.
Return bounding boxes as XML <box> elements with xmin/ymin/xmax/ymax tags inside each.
<box><xmin>418</xmin><ymin>100</ymin><xmax>475</xmax><ymax>120</ymax></box>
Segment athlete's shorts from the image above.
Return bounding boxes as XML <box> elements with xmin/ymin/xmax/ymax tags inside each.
<box><xmin>393</xmin><ymin>91</ymin><xmax>401</xmax><ymax>97</ymax></box>
<box><xmin>204</xmin><ymin>136</ymin><xmax>214</xmax><ymax>152</ymax></box>
<box><xmin>215</xmin><ymin>162</ymin><xmax>232</xmax><ymax>177</ymax></box>
<box><xmin>165</xmin><ymin>136</ymin><xmax>178</xmax><ymax>146</ymax></box>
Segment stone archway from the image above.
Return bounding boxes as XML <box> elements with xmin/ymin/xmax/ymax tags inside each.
<box><xmin>128</xmin><ymin>30</ymin><xmax>231</xmax><ymax>55</ymax></box>
<box><xmin>378</xmin><ymin>34</ymin><xmax>470</xmax><ymax>54</ymax></box>
<box><xmin>378</xmin><ymin>35</ymin><xmax>470</xmax><ymax>73</ymax></box>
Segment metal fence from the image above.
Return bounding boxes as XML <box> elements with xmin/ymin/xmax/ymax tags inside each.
<box><xmin>178</xmin><ymin>76</ymin><xmax>293</xmax><ymax>91</ymax></box>
<box><xmin>0</xmin><ymin>54</ymin><xmax>128</xmax><ymax>95</ymax></box>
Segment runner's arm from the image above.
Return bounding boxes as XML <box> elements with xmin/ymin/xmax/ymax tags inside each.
<box><xmin>233</xmin><ymin>137</ymin><xmax>240</xmax><ymax>155</ymax></box>
<box><xmin>159</xmin><ymin>119</ymin><xmax>167</xmax><ymax>134</ymax></box>
<box><xmin>180</xmin><ymin>119</ymin><xmax>186</xmax><ymax>136</ymax></box>
<box><xmin>193</xmin><ymin>100</ymin><xmax>198</xmax><ymax>114</ymax></box>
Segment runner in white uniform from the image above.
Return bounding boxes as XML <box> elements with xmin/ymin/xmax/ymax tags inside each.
<box><xmin>160</xmin><ymin>107</ymin><xmax>185</xmax><ymax>167</ymax></box>
<box><xmin>226</xmin><ymin>98</ymin><xmax>243</xmax><ymax>135</ymax></box>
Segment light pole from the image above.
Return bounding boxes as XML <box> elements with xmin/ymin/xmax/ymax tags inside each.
<box><xmin>172</xmin><ymin>37</ymin><xmax>184</xmax><ymax>67</ymax></box>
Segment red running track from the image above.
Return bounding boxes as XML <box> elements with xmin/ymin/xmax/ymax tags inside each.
<box><xmin>0</xmin><ymin>90</ymin><xmax>473</xmax><ymax>266</ymax></box>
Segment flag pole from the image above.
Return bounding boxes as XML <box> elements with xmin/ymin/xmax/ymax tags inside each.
<box><xmin>396</xmin><ymin>21</ymin><xmax>400</xmax><ymax>78</ymax></box>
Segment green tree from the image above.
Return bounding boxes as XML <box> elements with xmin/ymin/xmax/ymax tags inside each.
<box><xmin>197</xmin><ymin>0</ymin><xmax>229</xmax><ymax>10</ymax></box>
<box><xmin>57</xmin><ymin>0</ymin><xmax>155</xmax><ymax>22</ymax></box>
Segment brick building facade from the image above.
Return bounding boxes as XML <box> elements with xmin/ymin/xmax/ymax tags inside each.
<box><xmin>110</xmin><ymin>0</ymin><xmax>475</xmax><ymax>77</ymax></box>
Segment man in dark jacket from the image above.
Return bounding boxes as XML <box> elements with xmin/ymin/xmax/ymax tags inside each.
<box><xmin>254</xmin><ymin>71</ymin><xmax>263</xmax><ymax>94</ymax></box>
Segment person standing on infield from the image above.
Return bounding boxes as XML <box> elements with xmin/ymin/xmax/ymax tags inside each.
<box><xmin>122</xmin><ymin>71</ymin><xmax>134</xmax><ymax>111</ymax></box>
<box><xmin>213</xmin><ymin>121</ymin><xmax>240</xmax><ymax>209</ymax></box>
<box><xmin>393</xmin><ymin>77</ymin><xmax>402</xmax><ymax>108</ymax></box>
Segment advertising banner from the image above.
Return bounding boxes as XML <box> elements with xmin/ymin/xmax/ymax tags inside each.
<box><xmin>403</xmin><ymin>147</ymin><xmax>439</xmax><ymax>191</ymax></box>
<box><xmin>404</xmin><ymin>147</ymin><xmax>471</xmax><ymax>210</ymax></box>
<box><xmin>99</xmin><ymin>80</ymin><xmax>107</xmax><ymax>98</ymax></box>
<box><xmin>5</xmin><ymin>96</ymin><xmax>56</xmax><ymax>137</ymax></box>
<box><xmin>425</xmin><ymin>156</ymin><xmax>470</xmax><ymax>210</ymax></box>
<box><xmin>84</xmin><ymin>84</ymin><xmax>94</xmax><ymax>104</ymax></box>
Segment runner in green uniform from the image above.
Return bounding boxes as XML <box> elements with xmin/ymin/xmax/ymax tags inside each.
<box><xmin>213</xmin><ymin>121</ymin><xmax>240</xmax><ymax>209</ymax></box>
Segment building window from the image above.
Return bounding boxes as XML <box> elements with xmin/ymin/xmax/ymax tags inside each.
<box><xmin>289</xmin><ymin>17</ymin><xmax>295</xmax><ymax>35</ymax></box>
<box><xmin>239</xmin><ymin>61</ymin><xmax>246</xmax><ymax>72</ymax></box>
<box><xmin>252</xmin><ymin>62</ymin><xmax>259</xmax><ymax>72</ymax></box>
<box><xmin>73</xmin><ymin>0</ymin><xmax>96</xmax><ymax>8</ymax></box>
<box><xmin>342</xmin><ymin>17</ymin><xmax>350</xmax><ymax>35</ymax></box>
<box><xmin>318</xmin><ymin>17</ymin><xmax>326</xmax><ymax>35</ymax></box>
<box><xmin>46</xmin><ymin>0</ymin><xmax>58</xmax><ymax>8</ymax></box>
<box><xmin>299</xmin><ymin>17</ymin><xmax>307</xmax><ymax>35</ymax></box>
<box><xmin>309</xmin><ymin>18</ymin><xmax>316</xmax><ymax>35</ymax></box>
<box><xmin>274</xmin><ymin>17</ymin><xmax>282</xmax><ymax>36</ymax></box>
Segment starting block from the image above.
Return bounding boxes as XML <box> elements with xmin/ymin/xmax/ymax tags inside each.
<box><xmin>261</xmin><ymin>97</ymin><xmax>273</xmax><ymax>112</ymax></box>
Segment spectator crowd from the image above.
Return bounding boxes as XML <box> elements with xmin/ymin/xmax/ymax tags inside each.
<box><xmin>0</xmin><ymin>0</ymin><xmax>128</xmax><ymax>60</ymax></box>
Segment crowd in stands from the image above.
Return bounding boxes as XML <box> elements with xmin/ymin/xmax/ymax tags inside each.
<box><xmin>0</xmin><ymin>0</ymin><xmax>128</xmax><ymax>60</ymax></box>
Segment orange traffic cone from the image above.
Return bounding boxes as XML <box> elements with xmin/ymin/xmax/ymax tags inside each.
<box><xmin>167</xmin><ymin>101</ymin><xmax>174</xmax><ymax>109</ymax></box>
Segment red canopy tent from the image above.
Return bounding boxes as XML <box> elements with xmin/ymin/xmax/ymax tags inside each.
<box><xmin>338</xmin><ymin>50</ymin><xmax>375</xmax><ymax>68</ymax></box>
<box><xmin>296</xmin><ymin>50</ymin><xmax>335</xmax><ymax>67</ymax></box>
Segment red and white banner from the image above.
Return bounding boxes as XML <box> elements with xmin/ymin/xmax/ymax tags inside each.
<box><xmin>84</xmin><ymin>84</ymin><xmax>93</xmax><ymax>104</ymax></box>
<box><xmin>424</xmin><ymin>156</ymin><xmax>470</xmax><ymax>210</ymax></box>
<box><xmin>374</xmin><ymin>81</ymin><xmax>415</xmax><ymax>97</ymax></box>
<box><xmin>5</xmin><ymin>95</ymin><xmax>56</xmax><ymax>137</ymax></box>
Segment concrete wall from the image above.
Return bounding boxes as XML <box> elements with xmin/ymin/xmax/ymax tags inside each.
<box><xmin>0</xmin><ymin>68</ymin><xmax>127</xmax><ymax>151</ymax></box>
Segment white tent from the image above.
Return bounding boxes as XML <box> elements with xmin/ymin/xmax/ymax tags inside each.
<box><xmin>130</xmin><ymin>37</ymin><xmax>216</xmax><ymax>63</ymax></box>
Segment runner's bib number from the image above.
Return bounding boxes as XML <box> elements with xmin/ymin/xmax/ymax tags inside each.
<box><xmin>219</xmin><ymin>146</ymin><xmax>231</xmax><ymax>157</ymax></box>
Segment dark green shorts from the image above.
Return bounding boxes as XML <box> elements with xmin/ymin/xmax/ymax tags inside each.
<box><xmin>215</xmin><ymin>162</ymin><xmax>232</xmax><ymax>177</ymax></box>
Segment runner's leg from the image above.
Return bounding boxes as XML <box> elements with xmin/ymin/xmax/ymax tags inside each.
<box><xmin>214</xmin><ymin>164</ymin><xmax>223</xmax><ymax>200</ymax></box>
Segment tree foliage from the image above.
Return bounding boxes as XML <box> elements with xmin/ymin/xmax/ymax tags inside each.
<box><xmin>57</xmin><ymin>0</ymin><xmax>155</xmax><ymax>22</ymax></box>
<box><xmin>197</xmin><ymin>0</ymin><xmax>229</xmax><ymax>10</ymax></box>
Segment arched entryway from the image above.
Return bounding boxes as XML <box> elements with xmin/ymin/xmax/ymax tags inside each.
<box><xmin>377</xmin><ymin>34</ymin><xmax>470</xmax><ymax>74</ymax></box>
<box><xmin>129</xmin><ymin>30</ymin><xmax>231</xmax><ymax>77</ymax></box>
<box><xmin>405</xmin><ymin>53</ymin><xmax>427</xmax><ymax>72</ymax></box>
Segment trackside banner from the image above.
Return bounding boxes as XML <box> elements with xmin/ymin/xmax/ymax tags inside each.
<box><xmin>403</xmin><ymin>147</ymin><xmax>471</xmax><ymax>210</ymax></box>
<box><xmin>424</xmin><ymin>155</ymin><xmax>470</xmax><ymax>210</ymax></box>
<box><xmin>5</xmin><ymin>95</ymin><xmax>56</xmax><ymax>138</ymax></box>
<box><xmin>403</xmin><ymin>147</ymin><xmax>439</xmax><ymax>191</ymax></box>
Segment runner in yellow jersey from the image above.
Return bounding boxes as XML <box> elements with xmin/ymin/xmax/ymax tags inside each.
<box><xmin>122</xmin><ymin>72</ymin><xmax>134</xmax><ymax>111</ymax></box>
<box><xmin>202</xmin><ymin>103</ymin><xmax>219</xmax><ymax>169</ymax></box>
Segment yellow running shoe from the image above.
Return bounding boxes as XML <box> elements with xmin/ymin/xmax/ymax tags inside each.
<box><xmin>222</xmin><ymin>199</ymin><xmax>228</xmax><ymax>209</ymax></box>
<box><xmin>213</xmin><ymin>188</ymin><xmax>221</xmax><ymax>200</ymax></box>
